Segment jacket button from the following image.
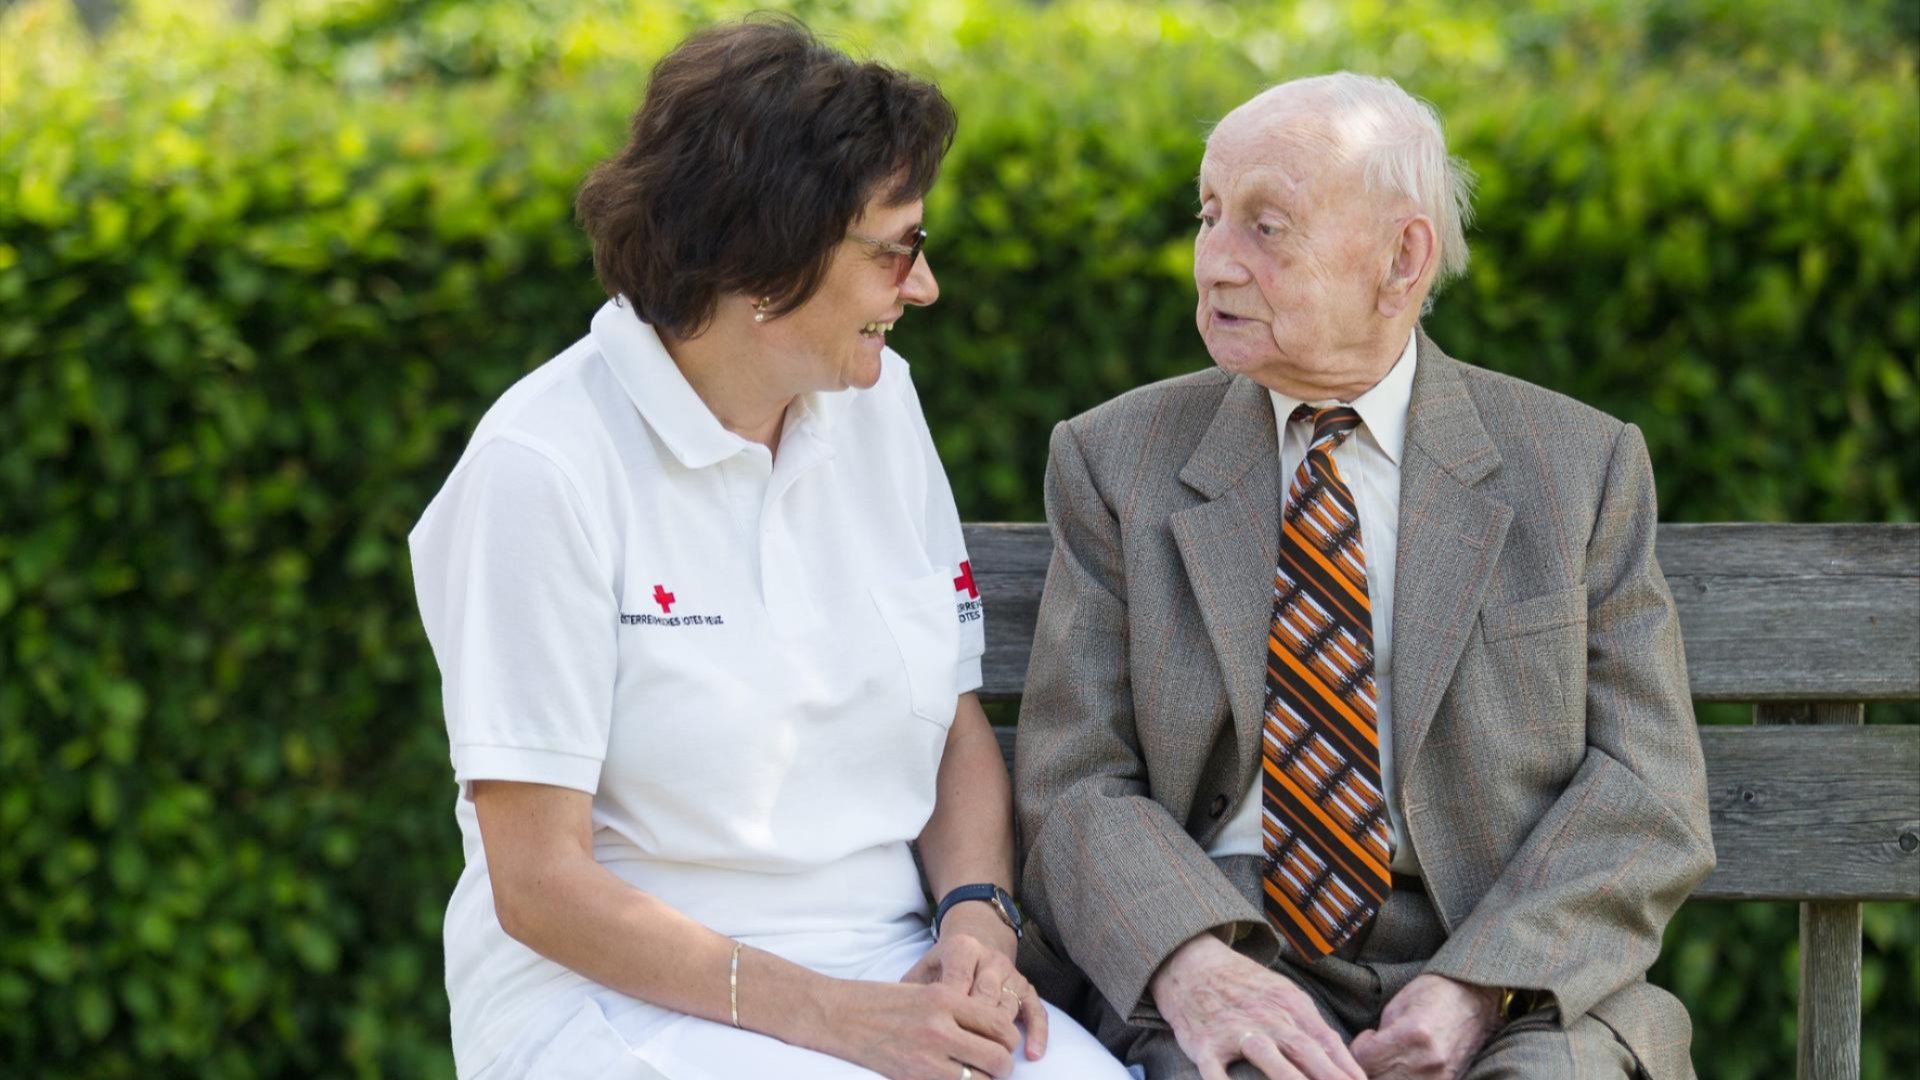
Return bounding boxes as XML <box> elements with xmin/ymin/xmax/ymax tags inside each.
<box><xmin>1208</xmin><ymin>794</ymin><xmax>1229</xmax><ymax>818</ymax></box>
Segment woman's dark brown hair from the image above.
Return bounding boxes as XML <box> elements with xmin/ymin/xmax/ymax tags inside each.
<box><xmin>575</xmin><ymin>16</ymin><xmax>956</xmax><ymax>339</ymax></box>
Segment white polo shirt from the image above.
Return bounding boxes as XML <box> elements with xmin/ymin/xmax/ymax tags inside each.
<box><xmin>408</xmin><ymin>298</ymin><xmax>985</xmax><ymax>1077</ymax></box>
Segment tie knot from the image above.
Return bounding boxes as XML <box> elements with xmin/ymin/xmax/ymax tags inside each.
<box><xmin>1290</xmin><ymin>405</ymin><xmax>1364</xmax><ymax>450</ymax></box>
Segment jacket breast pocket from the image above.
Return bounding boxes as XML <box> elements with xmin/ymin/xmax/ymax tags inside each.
<box><xmin>1479</xmin><ymin>587</ymin><xmax>1587</xmax><ymax>642</ymax></box>
<box><xmin>1473</xmin><ymin>587</ymin><xmax>1589</xmax><ymax>737</ymax></box>
<box><xmin>871</xmin><ymin>570</ymin><xmax>962</xmax><ymax>728</ymax></box>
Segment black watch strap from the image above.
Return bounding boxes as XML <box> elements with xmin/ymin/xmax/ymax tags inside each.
<box><xmin>933</xmin><ymin>884</ymin><xmax>1023</xmax><ymax>940</ymax></box>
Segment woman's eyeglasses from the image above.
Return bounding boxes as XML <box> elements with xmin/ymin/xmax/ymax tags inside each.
<box><xmin>847</xmin><ymin>226</ymin><xmax>927</xmax><ymax>286</ymax></box>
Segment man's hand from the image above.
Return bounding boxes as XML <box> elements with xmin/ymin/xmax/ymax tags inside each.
<box><xmin>1149</xmin><ymin>933</ymin><xmax>1365</xmax><ymax>1080</ymax></box>
<box><xmin>1349</xmin><ymin>973</ymin><xmax>1502</xmax><ymax>1079</ymax></box>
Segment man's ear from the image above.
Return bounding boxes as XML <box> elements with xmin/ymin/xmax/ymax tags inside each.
<box><xmin>1377</xmin><ymin>216</ymin><xmax>1437</xmax><ymax>318</ymax></box>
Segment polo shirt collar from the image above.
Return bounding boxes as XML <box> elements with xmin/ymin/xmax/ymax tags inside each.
<box><xmin>592</xmin><ymin>298</ymin><xmax>837</xmax><ymax>468</ymax></box>
<box><xmin>1267</xmin><ymin>328</ymin><xmax>1417</xmax><ymax>465</ymax></box>
<box><xmin>784</xmin><ymin>387</ymin><xmax>837</xmax><ymax>440</ymax></box>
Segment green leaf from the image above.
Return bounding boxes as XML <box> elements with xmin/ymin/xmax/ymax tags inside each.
<box><xmin>75</xmin><ymin>983</ymin><xmax>114</xmax><ymax>1041</ymax></box>
<box><xmin>285</xmin><ymin>920</ymin><xmax>340</xmax><ymax>974</ymax></box>
<box><xmin>98</xmin><ymin>680</ymin><xmax>148</xmax><ymax>725</ymax></box>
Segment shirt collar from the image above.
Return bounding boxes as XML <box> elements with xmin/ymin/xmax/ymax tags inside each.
<box><xmin>784</xmin><ymin>387</ymin><xmax>836</xmax><ymax>439</ymax></box>
<box><xmin>1267</xmin><ymin>329</ymin><xmax>1418</xmax><ymax>465</ymax></box>
<box><xmin>591</xmin><ymin>297</ymin><xmax>836</xmax><ymax>468</ymax></box>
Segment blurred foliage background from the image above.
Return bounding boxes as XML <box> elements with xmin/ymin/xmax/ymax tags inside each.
<box><xmin>0</xmin><ymin>0</ymin><xmax>1915</xmax><ymax>1076</ymax></box>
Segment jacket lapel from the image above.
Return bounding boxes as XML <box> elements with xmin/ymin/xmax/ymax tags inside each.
<box><xmin>1169</xmin><ymin>375</ymin><xmax>1280</xmax><ymax>778</ymax></box>
<box><xmin>1390</xmin><ymin>333</ymin><xmax>1513</xmax><ymax>781</ymax></box>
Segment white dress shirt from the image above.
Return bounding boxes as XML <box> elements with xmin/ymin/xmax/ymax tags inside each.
<box><xmin>1207</xmin><ymin>330</ymin><xmax>1421</xmax><ymax>876</ymax></box>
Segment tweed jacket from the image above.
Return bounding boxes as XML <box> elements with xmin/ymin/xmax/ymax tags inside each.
<box><xmin>1013</xmin><ymin>332</ymin><xmax>1716</xmax><ymax>1079</ymax></box>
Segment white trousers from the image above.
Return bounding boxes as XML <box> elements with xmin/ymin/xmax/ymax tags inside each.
<box><xmin>476</xmin><ymin>931</ymin><xmax>1131</xmax><ymax>1080</ymax></box>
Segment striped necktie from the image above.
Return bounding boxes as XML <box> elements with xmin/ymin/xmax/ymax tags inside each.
<box><xmin>1259</xmin><ymin>404</ymin><xmax>1391</xmax><ymax>960</ymax></box>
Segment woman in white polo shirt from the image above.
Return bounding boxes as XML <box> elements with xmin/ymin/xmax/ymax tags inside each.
<box><xmin>407</xmin><ymin>17</ymin><xmax>1128</xmax><ymax>1080</ymax></box>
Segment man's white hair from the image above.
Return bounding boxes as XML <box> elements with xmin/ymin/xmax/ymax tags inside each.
<box><xmin>1263</xmin><ymin>72</ymin><xmax>1477</xmax><ymax>296</ymax></box>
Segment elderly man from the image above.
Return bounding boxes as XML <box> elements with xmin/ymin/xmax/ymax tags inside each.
<box><xmin>1013</xmin><ymin>73</ymin><xmax>1715</xmax><ymax>1080</ymax></box>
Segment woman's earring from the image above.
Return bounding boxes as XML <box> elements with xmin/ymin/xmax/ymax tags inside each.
<box><xmin>753</xmin><ymin>297</ymin><xmax>771</xmax><ymax>323</ymax></box>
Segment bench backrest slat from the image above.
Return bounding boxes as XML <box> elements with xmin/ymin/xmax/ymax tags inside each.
<box><xmin>966</xmin><ymin>523</ymin><xmax>1920</xmax><ymax>701</ymax></box>
<box><xmin>989</xmin><ymin>725</ymin><xmax>1920</xmax><ymax>903</ymax></box>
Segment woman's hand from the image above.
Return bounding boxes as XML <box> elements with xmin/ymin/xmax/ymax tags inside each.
<box><xmin>900</xmin><ymin>905</ymin><xmax>1049</xmax><ymax>1062</ymax></box>
<box><xmin>821</xmin><ymin>976</ymin><xmax>1022</xmax><ymax>1080</ymax></box>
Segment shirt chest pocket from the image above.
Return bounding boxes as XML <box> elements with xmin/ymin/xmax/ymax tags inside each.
<box><xmin>870</xmin><ymin>570</ymin><xmax>962</xmax><ymax>728</ymax></box>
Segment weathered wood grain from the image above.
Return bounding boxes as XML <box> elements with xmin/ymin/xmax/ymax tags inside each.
<box><xmin>1700</xmin><ymin>723</ymin><xmax>1917</xmax><ymax>901</ymax></box>
<box><xmin>964</xmin><ymin>523</ymin><xmax>1920</xmax><ymax>701</ymax></box>
<box><xmin>1756</xmin><ymin>703</ymin><xmax>1866</xmax><ymax>1080</ymax></box>
<box><xmin>1655</xmin><ymin>524</ymin><xmax>1917</xmax><ymax>578</ymax></box>
<box><xmin>1798</xmin><ymin>901</ymin><xmax>1863</xmax><ymax>1080</ymax></box>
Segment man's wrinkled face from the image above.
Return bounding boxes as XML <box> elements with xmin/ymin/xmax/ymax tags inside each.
<box><xmin>1193</xmin><ymin>103</ymin><xmax>1390</xmax><ymax>390</ymax></box>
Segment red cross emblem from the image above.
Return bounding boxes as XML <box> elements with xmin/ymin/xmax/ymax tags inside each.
<box><xmin>953</xmin><ymin>561</ymin><xmax>978</xmax><ymax>599</ymax></box>
<box><xmin>652</xmin><ymin>584</ymin><xmax>676</xmax><ymax>613</ymax></box>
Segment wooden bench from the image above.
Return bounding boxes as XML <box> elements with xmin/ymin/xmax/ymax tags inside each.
<box><xmin>967</xmin><ymin>522</ymin><xmax>1920</xmax><ymax>1080</ymax></box>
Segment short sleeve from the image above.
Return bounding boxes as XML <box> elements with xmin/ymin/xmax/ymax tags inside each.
<box><xmin>893</xmin><ymin>360</ymin><xmax>986</xmax><ymax>695</ymax></box>
<box><xmin>408</xmin><ymin>437</ymin><xmax>618</xmax><ymax>798</ymax></box>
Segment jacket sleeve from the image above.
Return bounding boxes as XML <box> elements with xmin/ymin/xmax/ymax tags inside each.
<box><xmin>1422</xmin><ymin>423</ymin><xmax>1716</xmax><ymax>1024</ymax></box>
<box><xmin>1014</xmin><ymin>421</ymin><xmax>1278</xmax><ymax>1027</ymax></box>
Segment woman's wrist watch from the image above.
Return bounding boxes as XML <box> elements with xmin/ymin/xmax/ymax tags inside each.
<box><xmin>932</xmin><ymin>884</ymin><xmax>1024</xmax><ymax>941</ymax></box>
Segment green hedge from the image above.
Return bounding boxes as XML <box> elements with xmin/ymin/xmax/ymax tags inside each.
<box><xmin>1</xmin><ymin>0</ymin><xmax>1914</xmax><ymax>1076</ymax></box>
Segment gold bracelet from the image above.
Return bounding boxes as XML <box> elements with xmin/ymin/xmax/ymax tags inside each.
<box><xmin>729</xmin><ymin>941</ymin><xmax>743</xmax><ymax>1028</ymax></box>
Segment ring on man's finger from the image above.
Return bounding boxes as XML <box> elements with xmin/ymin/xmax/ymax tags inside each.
<box><xmin>958</xmin><ymin>1067</ymin><xmax>973</xmax><ymax>1080</ymax></box>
